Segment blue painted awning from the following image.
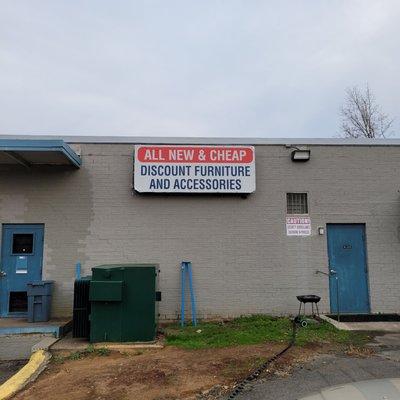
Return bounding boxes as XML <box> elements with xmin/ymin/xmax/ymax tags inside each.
<box><xmin>0</xmin><ymin>139</ymin><xmax>81</xmax><ymax>168</ymax></box>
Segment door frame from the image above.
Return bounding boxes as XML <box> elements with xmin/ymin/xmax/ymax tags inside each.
<box><xmin>326</xmin><ymin>223</ymin><xmax>371</xmax><ymax>314</ymax></box>
<box><xmin>0</xmin><ymin>223</ymin><xmax>45</xmax><ymax>317</ymax></box>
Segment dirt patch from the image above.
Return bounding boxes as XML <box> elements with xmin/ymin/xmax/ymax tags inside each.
<box><xmin>344</xmin><ymin>344</ymin><xmax>376</xmax><ymax>358</ymax></box>
<box><xmin>14</xmin><ymin>344</ymin><xmax>322</xmax><ymax>400</ymax></box>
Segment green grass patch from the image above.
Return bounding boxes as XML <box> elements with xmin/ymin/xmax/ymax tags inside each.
<box><xmin>164</xmin><ymin>315</ymin><xmax>369</xmax><ymax>349</ymax></box>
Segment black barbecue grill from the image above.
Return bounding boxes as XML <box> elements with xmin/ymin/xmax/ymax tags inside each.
<box><xmin>296</xmin><ymin>295</ymin><xmax>321</xmax><ymax>327</ymax></box>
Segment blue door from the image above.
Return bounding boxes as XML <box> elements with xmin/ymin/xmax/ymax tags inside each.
<box><xmin>327</xmin><ymin>224</ymin><xmax>370</xmax><ymax>314</ymax></box>
<box><xmin>0</xmin><ymin>224</ymin><xmax>44</xmax><ymax>317</ymax></box>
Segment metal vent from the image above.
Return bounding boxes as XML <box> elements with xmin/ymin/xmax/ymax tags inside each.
<box><xmin>287</xmin><ymin>193</ymin><xmax>308</xmax><ymax>214</ymax></box>
<box><xmin>72</xmin><ymin>277</ymin><xmax>91</xmax><ymax>338</ymax></box>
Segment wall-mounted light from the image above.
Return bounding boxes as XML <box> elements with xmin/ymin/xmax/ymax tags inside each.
<box><xmin>291</xmin><ymin>149</ymin><xmax>311</xmax><ymax>162</ymax></box>
<box><xmin>318</xmin><ymin>227</ymin><xmax>325</xmax><ymax>235</ymax></box>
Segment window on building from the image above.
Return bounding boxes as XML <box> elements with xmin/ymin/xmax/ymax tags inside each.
<box><xmin>287</xmin><ymin>193</ymin><xmax>308</xmax><ymax>214</ymax></box>
<box><xmin>12</xmin><ymin>234</ymin><xmax>33</xmax><ymax>254</ymax></box>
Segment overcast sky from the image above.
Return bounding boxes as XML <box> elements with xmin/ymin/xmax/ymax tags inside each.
<box><xmin>1</xmin><ymin>1</ymin><xmax>399</xmax><ymax>138</ymax></box>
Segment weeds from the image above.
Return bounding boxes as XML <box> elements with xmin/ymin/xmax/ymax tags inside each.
<box><xmin>53</xmin><ymin>345</ymin><xmax>110</xmax><ymax>363</ymax></box>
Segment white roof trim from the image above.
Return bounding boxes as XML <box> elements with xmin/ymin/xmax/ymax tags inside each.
<box><xmin>0</xmin><ymin>134</ymin><xmax>400</xmax><ymax>146</ymax></box>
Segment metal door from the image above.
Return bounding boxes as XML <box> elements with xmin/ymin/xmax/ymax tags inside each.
<box><xmin>0</xmin><ymin>224</ymin><xmax>44</xmax><ymax>317</ymax></box>
<box><xmin>327</xmin><ymin>224</ymin><xmax>370</xmax><ymax>314</ymax></box>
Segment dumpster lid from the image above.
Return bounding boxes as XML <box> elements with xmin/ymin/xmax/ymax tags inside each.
<box><xmin>92</xmin><ymin>263</ymin><xmax>158</xmax><ymax>270</ymax></box>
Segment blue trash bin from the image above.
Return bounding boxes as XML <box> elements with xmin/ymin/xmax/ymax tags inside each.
<box><xmin>27</xmin><ymin>281</ymin><xmax>54</xmax><ymax>322</ymax></box>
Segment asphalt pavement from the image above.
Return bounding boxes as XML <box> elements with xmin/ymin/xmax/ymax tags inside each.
<box><xmin>0</xmin><ymin>360</ymin><xmax>26</xmax><ymax>385</ymax></box>
<box><xmin>234</xmin><ymin>353</ymin><xmax>400</xmax><ymax>400</ymax></box>
<box><xmin>233</xmin><ymin>334</ymin><xmax>400</xmax><ymax>400</ymax></box>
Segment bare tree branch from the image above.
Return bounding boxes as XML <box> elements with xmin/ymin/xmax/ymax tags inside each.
<box><xmin>340</xmin><ymin>84</ymin><xmax>393</xmax><ymax>139</ymax></box>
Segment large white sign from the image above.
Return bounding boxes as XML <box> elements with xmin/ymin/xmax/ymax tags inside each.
<box><xmin>134</xmin><ymin>145</ymin><xmax>256</xmax><ymax>193</ymax></box>
<box><xmin>286</xmin><ymin>217</ymin><xmax>311</xmax><ymax>236</ymax></box>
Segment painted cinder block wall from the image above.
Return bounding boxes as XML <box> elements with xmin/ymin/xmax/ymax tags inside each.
<box><xmin>1</xmin><ymin>141</ymin><xmax>400</xmax><ymax>319</ymax></box>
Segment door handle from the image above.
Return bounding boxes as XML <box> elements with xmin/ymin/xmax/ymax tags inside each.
<box><xmin>0</xmin><ymin>271</ymin><xmax>6</xmax><ymax>277</ymax></box>
<box><xmin>330</xmin><ymin>269</ymin><xmax>337</xmax><ymax>275</ymax></box>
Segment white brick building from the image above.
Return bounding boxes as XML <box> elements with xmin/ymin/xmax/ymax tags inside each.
<box><xmin>1</xmin><ymin>136</ymin><xmax>399</xmax><ymax>320</ymax></box>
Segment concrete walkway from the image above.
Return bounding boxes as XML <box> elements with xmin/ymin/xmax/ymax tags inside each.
<box><xmin>0</xmin><ymin>318</ymin><xmax>71</xmax><ymax>337</ymax></box>
<box><xmin>0</xmin><ymin>334</ymin><xmax>50</xmax><ymax>361</ymax></box>
<box><xmin>233</xmin><ymin>334</ymin><xmax>400</xmax><ymax>400</ymax></box>
<box><xmin>320</xmin><ymin>315</ymin><xmax>400</xmax><ymax>332</ymax></box>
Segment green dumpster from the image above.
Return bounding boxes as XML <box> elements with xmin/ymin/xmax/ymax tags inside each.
<box><xmin>89</xmin><ymin>264</ymin><xmax>159</xmax><ymax>343</ymax></box>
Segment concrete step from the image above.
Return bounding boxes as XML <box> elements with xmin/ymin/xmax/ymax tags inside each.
<box><xmin>31</xmin><ymin>336</ymin><xmax>59</xmax><ymax>352</ymax></box>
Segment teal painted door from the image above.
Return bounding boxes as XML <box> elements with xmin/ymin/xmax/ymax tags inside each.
<box><xmin>0</xmin><ymin>224</ymin><xmax>44</xmax><ymax>317</ymax></box>
<box><xmin>327</xmin><ymin>224</ymin><xmax>370</xmax><ymax>314</ymax></box>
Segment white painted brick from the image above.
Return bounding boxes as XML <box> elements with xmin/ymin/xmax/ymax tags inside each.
<box><xmin>1</xmin><ymin>144</ymin><xmax>400</xmax><ymax>318</ymax></box>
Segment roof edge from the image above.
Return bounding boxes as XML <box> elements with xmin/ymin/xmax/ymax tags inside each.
<box><xmin>0</xmin><ymin>134</ymin><xmax>400</xmax><ymax>146</ymax></box>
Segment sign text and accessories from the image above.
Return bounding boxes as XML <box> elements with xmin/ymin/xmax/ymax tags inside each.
<box><xmin>286</xmin><ymin>217</ymin><xmax>311</xmax><ymax>236</ymax></box>
<box><xmin>134</xmin><ymin>145</ymin><xmax>256</xmax><ymax>193</ymax></box>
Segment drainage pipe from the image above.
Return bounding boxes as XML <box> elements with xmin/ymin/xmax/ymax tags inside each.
<box><xmin>226</xmin><ymin>319</ymin><xmax>297</xmax><ymax>399</ymax></box>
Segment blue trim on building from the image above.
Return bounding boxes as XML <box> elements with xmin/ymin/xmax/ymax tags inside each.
<box><xmin>0</xmin><ymin>320</ymin><xmax>72</xmax><ymax>338</ymax></box>
<box><xmin>0</xmin><ymin>139</ymin><xmax>81</xmax><ymax>168</ymax></box>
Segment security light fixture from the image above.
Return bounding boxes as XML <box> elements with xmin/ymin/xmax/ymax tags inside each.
<box><xmin>291</xmin><ymin>149</ymin><xmax>310</xmax><ymax>162</ymax></box>
<box><xmin>318</xmin><ymin>227</ymin><xmax>325</xmax><ymax>235</ymax></box>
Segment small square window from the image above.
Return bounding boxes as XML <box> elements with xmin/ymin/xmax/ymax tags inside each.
<box><xmin>12</xmin><ymin>234</ymin><xmax>33</xmax><ymax>254</ymax></box>
<box><xmin>287</xmin><ymin>193</ymin><xmax>308</xmax><ymax>214</ymax></box>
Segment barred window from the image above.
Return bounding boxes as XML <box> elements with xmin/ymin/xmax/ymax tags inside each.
<box><xmin>287</xmin><ymin>193</ymin><xmax>308</xmax><ymax>214</ymax></box>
